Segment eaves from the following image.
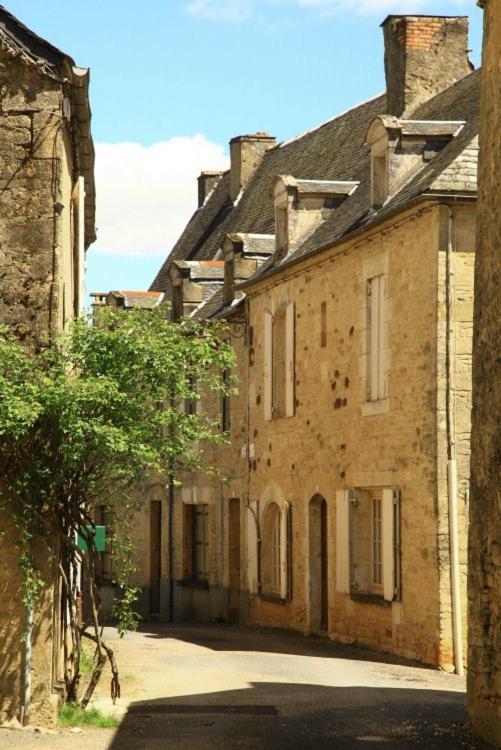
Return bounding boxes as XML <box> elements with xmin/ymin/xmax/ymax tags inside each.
<box><xmin>238</xmin><ymin>191</ymin><xmax>477</xmax><ymax>296</ymax></box>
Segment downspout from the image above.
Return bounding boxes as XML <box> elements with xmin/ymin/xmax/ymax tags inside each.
<box><xmin>445</xmin><ymin>204</ymin><xmax>464</xmax><ymax>676</ymax></box>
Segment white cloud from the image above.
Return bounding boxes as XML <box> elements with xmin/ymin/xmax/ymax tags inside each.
<box><xmin>186</xmin><ymin>0</ymin><xmax>254</xmax><ymax>21</ymax></box>
<box><xmin>93</xmin><ymin>136</ymin><xmax>229</xmax><ymax>258</ymax></box>
<box><xmin>186</xmin><ymin>0</ymin><xmax>468</xmax><ymax>21</ymax></box>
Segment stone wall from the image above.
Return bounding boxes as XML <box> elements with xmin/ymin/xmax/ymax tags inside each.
<box><xmin>0</xmin><ymin>50</ymin><xmax>76</xmax><ymax>345</ymax></box>
<box><xmin>0</xmin><ymin>50</ymin><xmax>77</xmax><ymax>725</ymax></box>
<box><xmin>174</xmin><ymin>201</ymin><xmax>475</xmax><ymax>669</ymax></box>
<box><xmin>468</xmin><ymin>0</ymin><xmax>501</xmax><ymax>745</ymax></box>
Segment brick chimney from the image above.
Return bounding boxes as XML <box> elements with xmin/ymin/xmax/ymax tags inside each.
<box><xmin>382</xmin><ymin>16</ymin><xmax>471</xmax><ymax>117</ymax></box>
<box><xmin>229</xmin><ymin>132</ymin><xmax>276</xmax><ymax>202</ymax></box>
<box><xmin>197</xmin><ymin>171</ymin><xmax>223</xmax><ymax>208</ymax></box>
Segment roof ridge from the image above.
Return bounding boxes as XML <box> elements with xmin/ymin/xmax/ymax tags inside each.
<box><xmin>279</xmin><ymin>92</ymin><xmax>386</xmax><ymax>149</ymax></box>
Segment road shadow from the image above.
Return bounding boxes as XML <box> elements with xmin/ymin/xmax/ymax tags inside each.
<box><xmin>139</xmin><ymin>621</ymin><xmax>429</xmax><ymax>669</ymax></box>
<box><xmin>107</xmin><ymin>683</ymin><xmax>493</xmax><ymax>750</ymax></box>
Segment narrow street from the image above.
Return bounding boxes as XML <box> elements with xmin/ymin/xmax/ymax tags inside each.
<box><xmin>0</xmin><ymin>624</ymin><xmax>492</xmax><ymax>750</ymax></box>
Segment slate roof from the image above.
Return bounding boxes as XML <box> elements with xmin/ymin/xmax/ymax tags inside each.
<box><xmin>151</xmin><ymin>66</ymin><xmax>480</xmax><ymax>316</ymax></box>
<box><xmin>109</xmin><ymin>290</ymin><xmax>164</xmax><ymax>309</ymax></box>
<box><xmin>150</xmin><ymin>94</ymin><xmax>387</xmax><ymax>294</ymax></box>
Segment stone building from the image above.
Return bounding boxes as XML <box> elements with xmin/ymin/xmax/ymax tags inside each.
<box><xmin>0</xmin><ymin>7</ymin><xmax>95</xmax><ymax>724</ymax></box>
<box><xmin>147</xmin><ymin>14</ymin><xmax>481</xmax><ymax>672</ymax></box>
<box><xmin>468</xmin><ymin>0</ymin><xmax>501</xmax><ymax>745</ymax></box>
<box><xmin>149</xmin><ymin>13</ymin><xmax>482</xmax><ymax>672</ymax></box>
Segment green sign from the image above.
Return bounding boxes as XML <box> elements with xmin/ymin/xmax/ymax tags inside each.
<box><xmin>77</xmin><ymin>525</ymin><xmax>106</xmax><ymax>553</ymax></box>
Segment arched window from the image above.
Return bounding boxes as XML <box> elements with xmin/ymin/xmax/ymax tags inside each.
<box><xmin>262</xmin><ymin>502</ymin><xmax>282</xmax><ymax>596</ymax></box>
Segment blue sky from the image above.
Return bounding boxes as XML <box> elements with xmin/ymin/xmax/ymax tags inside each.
<box><xmin>6</xmin><ymin>0</ymin><xmax>483</xmax><ymax>303</ymax></box>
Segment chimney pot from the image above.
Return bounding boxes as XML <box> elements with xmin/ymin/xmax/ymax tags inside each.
<box><xmin>382</xmin><ymin>15</ymin><xmax>471</xmax><ymax>116</ymax></box>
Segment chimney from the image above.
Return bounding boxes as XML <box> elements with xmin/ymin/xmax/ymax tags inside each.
<box><xmin>230</xmin><ymin>132</ymin><xmax>276</xmax><ymax>202</ymax></box>
<box><xmin>382</xmin><ymin>16</ymin><xmax>471</xmax><ymax>117</ymax></box>
<box><xmin>197</xmin><ymin>171</ymin><xmax>223</xmax><ymax>208</ymax></box>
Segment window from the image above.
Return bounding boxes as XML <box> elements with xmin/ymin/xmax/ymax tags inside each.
<box><xmin>372</xmin><ymin>496</ymin><xmax>382</xmax><ymax>587</ymax></box>
<box><xmin>221</xmin><ymin>369</ymin><xmax>231</xmax><ymax>432</ymax></box>
<box><xmin>320</xmin><ymin>301</ymin><xmax>327</xmax><ymax>348</ymax></box>
<box><xmin>273</xmin><ymin>306</ymin><xmax>287</xmax><ymax>418</ymax></box>
<box><xmin>336</xmin><ymin>488</ymin><xmax>400</xmax><ymax>602</ymax></box>
<box><xmin>96</xmin><ymin>504</ymin><xmax>114</xmax><ymax>583</ymax></box>
<box><xmin>183</xmin><ymin>503</ymin><xmax>210</xmax><ymax>581</ymax></box>
<box><xmin>264</xmin><ymin>303</ymin><xmax>295</xmax><ymax>421</ymax></box>
<box><xmin>366</xmin><ymin>275</ymin><xmax>387</xmax><ymax>402</ymax></box>
<box><xmin>193</xmin><ymin>505</ymin><xmax>209</xmax><ymax>580</ymax></box>
<box><xmin>185</xmin><ymin>375</ymin><xmax>198</xmax><ymax>416</ymax></box>
<box><xmin>276</xmin><ymin>206</ymin><xmax>288</xmax><ymax>256</ymax></box>
<box><xmin>372</xmin><ymin>152</ymin><xmax>388</xmax><ymax>208</ymax></box>
<box><xmin>261</xmin><ymin>502</ymin><xmax>282</xmax><ymax>596</ymax></box>
<box><xmin>259</xmin><ymin>500</ymin><xmax>292</xmax><ymax>600</ymax></box>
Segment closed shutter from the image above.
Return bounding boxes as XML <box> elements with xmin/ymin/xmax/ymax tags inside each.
<box><xmin>246</xmin><ymin>501</ymin><xmax>259</xmax><ymax>594</ymax></box>
<box><xmin>335</xmin><ymin>490</ymin><xmax>350</xmax><ymax>593</ymax></box>
<box><xmin>264</xmin><ymin>312</ymin><xmax>273</xmax><ymax>421</ymax></box>
<box><xmin>369</xmin><ymin>278</ymin><xmax>379</xmax><ymax>401</ymax></box>
<box><xmin>378</xmin><ymin>276</ymin><xmax>387</xmax><ymax>400</ymax></box>
<box><xmin>280</xmin><ymin>501</ymin><xmax>292</xmax><ymax>600</ymax></box>
<box><xmin>285</xmin><ymin>302</ymin><xmax>295</xmax><ymax>417</ymax></box>
<box><xmin>382</xmin><ymin>488</ymin><xmax>396</xmax><ymax>601</ymax></box>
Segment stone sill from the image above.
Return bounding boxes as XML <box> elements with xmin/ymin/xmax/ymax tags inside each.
<box><xmin>362</xmin><ymin>398</ymin><xmax>390</xmax><ymax>417</ymax></box>
<box><xmin>350</xmin><ymin>591</ymin><xmax>391</xmax><ymax>607</ymax></box>
<box><xmin>259</xmin><ymin>592</ymin><xmax>286</xmax><ymax>604</ymax></box>
<box><xmin>178</xmin><ymin>578</ymin><xmax>209</xmax><ymax>590</ymax></box>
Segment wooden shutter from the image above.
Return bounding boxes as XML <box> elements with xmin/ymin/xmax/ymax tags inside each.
<box><xmin>377</xmin><ymin>276</ymin><xmax>387</xmax><ymax>400</ymax></box>
<box><xmin>382</xmin><ymin>488</ymin><xmax>396</xmax><ymax>602</ymax></box>
<box><xmin>246</xmin><ymin>501</ymin><xmax>259</xmax><ymax>594</ymax></box>
<box><xmin>280</xmin><ymin>501</ymin><xmax>292</xmax><ymax>600</ymax></box>
<box><xmin>264</xmin><ymin>312</ymin><xmax>273</xmax><ymax>421</ymax></box>
<box><xmin>369</xmin><ymin>278</ymin><xmax>379</xmax><ymax>401</ymax></box>
<box><xmin>335</xmin><ymin>490</ymin><xmax>350</xmax><ymax>593</ymax></box>
<box><xmin>285</xmin><ymin>302</ymin><xmax>295</xmax><ymax>418</ymax></box>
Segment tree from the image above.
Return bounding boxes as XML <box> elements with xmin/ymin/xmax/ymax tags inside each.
<box><xmin>0</xmin><ymin>307</ymin><xmax>235</xmax><ymax>707</ymax></box>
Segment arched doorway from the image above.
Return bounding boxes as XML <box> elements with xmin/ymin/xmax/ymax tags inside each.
<box><xmin>309</xmin><ymin>495</ymin><xmax>328</xmax><ymax>632</ymax></box>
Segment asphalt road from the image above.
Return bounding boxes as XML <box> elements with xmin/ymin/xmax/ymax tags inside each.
<box><xmin>0</xmin><ymin>623</ymin><xmax>495</xmax><ymax>749</ymax></box>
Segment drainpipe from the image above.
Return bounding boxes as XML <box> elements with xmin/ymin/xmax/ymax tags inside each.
<box><xmin>445</xmin><ymin>204</ymin><xmax>464</xmax><ymax>676</ymax></box>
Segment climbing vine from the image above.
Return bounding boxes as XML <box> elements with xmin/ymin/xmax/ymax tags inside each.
<box><xmin>0</xmin><ymin>308</ymin><xmax>235</xmax><ymax>707</ymax></box>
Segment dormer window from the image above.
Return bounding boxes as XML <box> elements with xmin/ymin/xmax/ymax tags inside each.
<box><xmin>371</xmin><ymin>146</ymin><xmax>388</xmax><ymax>210</ymax></box>
<box><xmin>276</xmin><ymin>206</ymin><xmax>288</xmax><ymax>255</ymax></box>
<box><xmin>366</xmin><ymin>116</ymin><xmax>465</xmax><ymax>209</ymax></box>
<box><xmin>272</xmin><ymin>176</ymin><xmax>359</xmax><ymax>260</ymax></box>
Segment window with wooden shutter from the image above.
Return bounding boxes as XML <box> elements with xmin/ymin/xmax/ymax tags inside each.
<box><xmin>273</xmin><ymin>306</ymin><xmax>287</xmax><ymax>418</ymax></box>
<box><xmin>262</xmin><ymin>502</ymin><xmax>282</xmax><ymax>596</ymax></box>
<box><xmin>285</xmin><ymin>303</ymin><xmax>295</xmax><ymax>417</ymax></box>
<box><xmin>366</xmin><ymin>275</ymin><xmax>387</xmax><ymax>402</ymax></box>
<box><xmin>348</xmin><ymin>487</ymin><xmax>400</xmax><ymax>602</ymax></box>
<box><xmin>192</xmin><ymin>504</ymin><xmax>209</xmax><ymax>580</ymax></box>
